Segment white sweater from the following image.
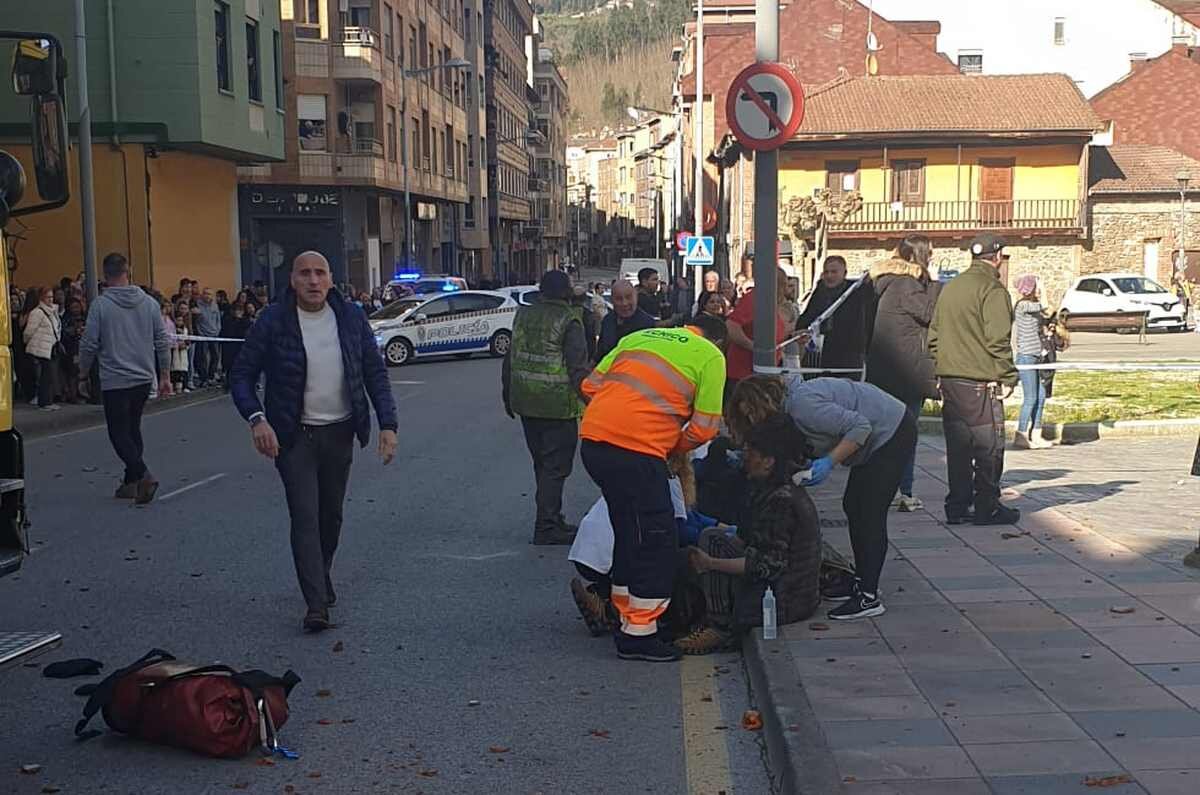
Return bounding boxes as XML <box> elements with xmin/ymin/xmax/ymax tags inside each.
<box><xmin>23</xmin><ymin>304</ymin><xmax>61</xmax><ymax>360</ymax></box>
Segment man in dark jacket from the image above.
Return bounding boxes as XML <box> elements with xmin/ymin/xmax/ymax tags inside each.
<box><xmin>596</xmin><ymin>280</ymin><xmax>655</xmax><ymax>361</ymax></box>
<box><xmin>796</xmin><ymin>256</ymin><xmax>869</xmax><ymax>373</ymax></box>
<box><xmin>231</xmin><ymin>251</ymin><xmax>399</xmax><ymax>632</ymax></box>
<box><xmin>502</xmin><ymin>270</ymin><xmax>591</xmax><ymax>545</ymax></box>
<box><xmin>928</xmin><ymin>233</ymin><xmax>1019</xmax><ymax>527</ymax></box>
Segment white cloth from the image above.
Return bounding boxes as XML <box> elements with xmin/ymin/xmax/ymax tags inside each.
<box><xmin>568</xmin><ymin>477</ymin><xmax>687</xmax><ymax>575</ymax></box>
<box><xmin>297</xmin><ymin>303</ymin><xmax>351</xmax><ymax>425</ymax></box>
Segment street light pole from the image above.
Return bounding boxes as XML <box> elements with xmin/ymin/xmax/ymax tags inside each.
<box><xmin>74</xmin><ymin>0</ymin><xmax>98</xmax><ymax>299</ymax></box>
<box><xmin>693</xmin><ymin>0</ymin><xmax>705</xmax><ymax>300</ymax></box>
<box><xmin>1177</xmin><ymin>170</ymin><xmax>1190</xmax><ymax>284</ymax></box>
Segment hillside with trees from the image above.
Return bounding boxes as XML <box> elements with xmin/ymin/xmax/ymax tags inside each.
<box><xmin>536</xmin><ymin>0</ymin><xmax>688</xmax><ymax>132</ymax></box>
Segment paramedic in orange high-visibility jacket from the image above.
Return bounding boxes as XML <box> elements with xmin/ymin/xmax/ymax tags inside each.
<box><xmin>578</xmin><ymin>313</ymin><xmax>728</xmax><ymax>663</ymax></box>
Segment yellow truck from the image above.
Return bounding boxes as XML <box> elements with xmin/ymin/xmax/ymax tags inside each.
<box><xmin>0</xmin><ymin>31</ymin><xmax>70</xmax><ymax>669</ymax></box>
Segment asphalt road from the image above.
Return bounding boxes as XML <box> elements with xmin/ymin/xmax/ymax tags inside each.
<box><xmin>1061</xmin><ymin>329</ymin><xmax>1200</xmax><ymax>362</ymax></box>
<box><xmin>0</xmin><ymin>356</ymin><xmax>772</xmax><ymax>794</ymax></box>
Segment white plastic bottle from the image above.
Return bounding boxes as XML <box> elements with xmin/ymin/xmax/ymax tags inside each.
<box><xmin>762</xmin><ymin>587</ymin><xmax>777</xmax><ymax>640</ymax></box>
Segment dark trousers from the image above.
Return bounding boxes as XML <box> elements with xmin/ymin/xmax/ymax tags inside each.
<box><xmin>35</xmin><ymin>356</ymin><xmax>55</xmax><ymax>407</ymax></box>
<box><xmin>941</xmin><ymin>378</ymin><xmax>1005</xmax><ymax>520</ymax></box>
<box><xmin>520</xmin><ymin>416</ymin><xmax>578</xmax><ymax>535</ymax></box>
<box><xmin>102</xmin><ymin>384</ymin><xmax>151</xmax><ymax>484</ymax></box>
<box><xmin>276</xmin><ymin>420</ymin><xmax>355</xmax><ymax>611</ymax></box>
<box><xmin>194</xmin><ymin>341</ymin><xmax>217</xmax><ymax>384</ymax></box>
<box><xmin>843</xmin><ymin>414</ymin><xmax>916</xmax><ymax>594</ymax></box>
<box><xmin>580</xmin><ymin>440</ymin><xmax>676</xmax><ymax>637</ymax></box>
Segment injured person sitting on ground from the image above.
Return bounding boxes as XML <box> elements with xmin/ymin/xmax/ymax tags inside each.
<box><xmin>672</xmin><ymin>412</ymin><xmax>823</xmax><ymax>655</ymax></box>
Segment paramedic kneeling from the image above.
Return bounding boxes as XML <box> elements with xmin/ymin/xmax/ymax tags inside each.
<box><xmin>579</xmin><ymin>315</ymin><xmax>727</xmax><ymax>662</ymax></box>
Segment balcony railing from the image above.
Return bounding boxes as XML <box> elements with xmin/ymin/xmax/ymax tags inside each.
<box><xmin>333</xmin><ymin>27</ymin><xmax>382</xmax><ymax>82</ymax></box>
<box><xmin>351</xmin><ymin>138</ymin><xmax>384</xmax><ymax>156</ymax></box>
<box><xmin>828</xmin><ymin>199</ymin><xmax>1082</xmax><ymax>234</ymax></box>
<box><xmin>342</xmin><ymin>27</ymin><xmax>378</xmax><ymax>47</ymax></box>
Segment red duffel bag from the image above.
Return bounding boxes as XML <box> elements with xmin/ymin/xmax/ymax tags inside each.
<box><xmin>74</xmin><ymin>649</ymin><xmax>301</xmax><ymax>759</ymax></box>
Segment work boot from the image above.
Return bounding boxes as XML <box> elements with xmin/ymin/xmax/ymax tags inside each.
<box><xmin>570</xmin><ymin>577</ymin><xmax>614</xmax><ymax>637</ymax></box>
<box><xmin>974</xmin><ymin>504</ymin><xmax>1021</xmax><ymax>526</ymax></box>
<box><xmin>614</xmin><ymin>632</ymin><xmax>681</xmax><ymax>663</ymax></box>
<box><xmin>1012</xmin><ymin>431</ymin><xmax>1031</xmax><ymax>450</ymax></box>
<box><xmin>114</xmin><ymin>482</ymin><xmax>137</xmax><ymax>500</ymax></box>
<box><xmin>532</xmin><ymin>525</ymin><xmax>577</xmax><ymax>545</ymax></box>
<box><xmin>135</xmin><ymin>474</ymin><xmax>159</xmax><ymax>505</ymax></box>
<box><xmin>674</xmin><ymin>625</ymin><xmax>735</xmax><ymax>655</ymax></box>
<box><xmin>302</xmin><ymin>608</ymin><xmax>331</xmax><ymax>633</ymax></box>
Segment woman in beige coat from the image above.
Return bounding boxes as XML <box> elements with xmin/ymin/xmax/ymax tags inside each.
<box><xmin>23</xmin><ymin>286</ymin><xmax>62</xmax><ymax>411</ymax></box>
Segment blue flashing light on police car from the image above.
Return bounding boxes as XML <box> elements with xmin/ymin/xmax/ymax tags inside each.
<box><xmin>394</xmin><ymin>270</ymin><xmax>422</xmax><ymax>282</ymax></box>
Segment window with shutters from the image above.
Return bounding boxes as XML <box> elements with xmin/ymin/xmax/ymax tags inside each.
<box><xmin>1054</xmin><ymin>18</ymin><xmax>1066</xmax><ymax>46</ymax></box>
<box><xmin>246</xmin><ymin>19</ymin><xmax>262</xmax><ymax>102</ymax></box>
<box><xmin>825</xmin><ymin>161</ymin><xmax>860</xmax><ymax>195</ymax></box>
<box><xmin>387</xmin><ymin>106</ymin><xmax>397</xmax><ymax>162</ymax></box>
<box><xmin>891</xmin><ymin>160</ymin><xmax>925</xmax><ymax>205</ymax></box>
<box><xmin>958</xmin><ymin>51</ymin><xmax>983</xmax><ymax>74</ymax></box>
<box><xmin>384</xmin><ymin>4</ymin><xmax>394</xmax><ymax>59</ymax></box>
<box><xmin>298</xmin><ymin>95</ymin><xmax>328</xmax><ymax>151</ymax></box>
<box><xmin>214</xmin><ymin>2</ymin><xmax>231</xmax><ymax>92</ymax></box>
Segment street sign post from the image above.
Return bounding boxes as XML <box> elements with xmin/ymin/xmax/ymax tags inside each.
<box><xmin>684</xmin><ymin>236</ymin><xmax>715</xmax><ymax>267</ymax></box>
<box><xmin>725</xmin><ymin>62</ymin><xmax>805</xmax><ymax>152</ymax></box>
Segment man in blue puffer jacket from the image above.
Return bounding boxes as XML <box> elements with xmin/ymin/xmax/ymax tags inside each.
<box><xmin>231</xmin><ymin>251</ymin><xmax>399</xmax><ymax>632</ymax></box>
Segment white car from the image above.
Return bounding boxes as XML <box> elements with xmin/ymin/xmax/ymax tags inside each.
<box><xmin>370</xmin><ymin>290</ymin><xmax>517</xmax><ymax>366</ymax></box>
<box><xmin>503</xmin><ymin>284</ymin><xmax>612</xmax><ymax>312</ymax></box>
<box><xmin>1059</xmin><ymin>274</ymin><xmax>1186</xmax><ymax>332</ymax></box>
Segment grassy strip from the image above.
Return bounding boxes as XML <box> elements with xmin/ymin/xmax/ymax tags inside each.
<box><xmin>921</xmin><ymin>371</ymin><xmax>1200</xmax><ymax>424</ymax></box>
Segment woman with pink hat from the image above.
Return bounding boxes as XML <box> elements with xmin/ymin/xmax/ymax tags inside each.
<box><xmin>1012</xmin><ymin>274</ymin><xmax>1052</xmax><ymax>449</ymax></box>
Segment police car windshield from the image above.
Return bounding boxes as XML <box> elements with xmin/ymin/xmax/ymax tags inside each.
<box><xmin>370</xmin><ymin>298</ymin><xmax>422</xmax><ymax>320</ymax></box>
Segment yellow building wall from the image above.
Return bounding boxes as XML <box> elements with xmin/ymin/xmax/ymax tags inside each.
<box><xmin>780</xmin><ymin>143</ymin><xmax>1082</xmax><ymax>207</ymax></box>
<box><xmin>1</xmin><ymin>144</ymin><xmax>239</xmax><ymax>293</ymax></box>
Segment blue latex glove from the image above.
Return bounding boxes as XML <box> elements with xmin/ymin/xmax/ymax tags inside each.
<box><xmin>800</xmin><ymin>456</ymin><xmax>834</xmax><ymax>487</ymax></box>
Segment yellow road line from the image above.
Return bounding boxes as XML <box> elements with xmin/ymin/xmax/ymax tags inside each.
<box><xmin>681</xmin><ymin>653</ymin><xmax>735</xmax><ymax>795</ymax></box>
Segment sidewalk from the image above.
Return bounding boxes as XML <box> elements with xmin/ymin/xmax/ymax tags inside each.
<box><xmin>12</xmin><ymin>387</ymin><xmax>222</xmax><ymax>439</ymax></box>
<box><xmin>757</xmin><ymin>437</ymin><xmax>1200</xmax><ymax>795</ymax></box>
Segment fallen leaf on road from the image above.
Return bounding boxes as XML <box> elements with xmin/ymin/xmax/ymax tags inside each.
<box><xmin>1000</xmin><ymin>531</ymin><xmax>1030</xmax><ymax>539</ymax></box>
<box><xmin>417</xmin><ymin>769</ymin><xmax>438</xmax><ymax>777</ymax></box>
<box><xmin>316</xmin><ymin>689</ymin><xmax>332</xmax><ymax>697</ymax></box>
<box><xmin>1084</xmin><ymin>773</ymin><xmax>1133</xmax><ymax>787</ymax></box>
<box><xmin>41</xmin><ymin>786</ymin><xmax>62</xmax><ymax>794</ymax></box>
<box><xmin>20</xmin><ymin>764</ymin><xmax>41</xmax><ymax>774</ymax></box>
<box><xmin>316</xmin><ymin>719</ymin><xmax>333</xmax><ymax>725</ymax></box>
<box><xmin>332</xmin><ymin>641</ymin><xmax>344</xmax><ymax>653</ymax></box>
<box><xmin>808</xmin><ymin>622</ymin><xmax>829</xmax><ymax>631</ymax></box>
<box><xmin>741</xmin><ymin>710</ymin><xmax>763</xmax><ymax>731</ymax></box>
<box><xmin>488</xmin><ymin>746</ymin><xmax>510</xmax><ymax>754</ymax></box>
<box><xmin>589</xmin><ymin>729</ymin><xmax>610</xmax><ymax>739</ymax></box>
<box><xmin>255</xmin><ymin>758</ymin><xmax>275</xmax><ymax>767</ymax></box>
<box><xmin>306</xmin><ymin>771</ymin><xmax>322</xmax><ymax>778</ymax></box>
<box><xmin>1109</xmin><ymin>606</ymin><xmax>1136</xmax><ymax>615</ymax></box>
<box><xmin>713</xmin><ymin>725</ymin><xmax>728</xmax><ymax>731</ymax></box>
<box><xmin>340</xmin><ymin>718</ymin><xmax>355</xmax><ymax>724</ymax></box>
<box><xmin>230</xmin><ymin>783</ymin><xmax>249</xmax><ymax>790</ymax></box>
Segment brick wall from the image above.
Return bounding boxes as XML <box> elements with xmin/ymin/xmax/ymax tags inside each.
<box><xmin>1082</xmin><ymin>198</ymin><xmax>1200</xmax><ymax>282</ymax></box>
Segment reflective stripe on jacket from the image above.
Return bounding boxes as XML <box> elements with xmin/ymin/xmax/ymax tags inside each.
<box><xmin>509</xmin><ymin>300</ymin><xmax>584</xmax><ymax>420</ymax></box>
<box><xmin>580</xmin><ymin>326</ymin><xmax>725</xmax><ymax>459</ymax></box>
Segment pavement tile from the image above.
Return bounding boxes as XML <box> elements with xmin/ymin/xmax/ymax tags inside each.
<box><xmin>1051</xmin><ymin>685</ymin><xmax>1191</xmax><ymax>713</ymax></box>
<box><xmin>959</xmin><ymin>601</ymin><xmax>1078</xmax><ymax>632</ymax></box>
<box><xmin>784</xmin><ymin>620</ymin><xmax>881</xmax><ymax>641</ymax></box>
<box><xmin>1024</xmin><ymin>580</ymin><xmax>1130</xmax><ymax>600</ymax></box>
<box><xmin>1103</xmin><ymin>569</ymin><xmax>1196</xmax><ymax>584</ymax></box>
<box><xmin>927</xmin><ymin>574</ymin><xmax>1022</xmax><ymax>591</ymax></box>
<box><xmin>1134</xmin><ymin>769</ymin><xmax>1200</xmax><ymax>795</ymax></box>
<box><xmin>821</xmin><ymin>718</ymin><xmax>957</xmax><ymax>749</ymax></box>
<box><xmin>833</xmin><ymin>745</ymin><xmax>979</xmax><ymax>781</ymax></box>
<box><xmin>871</xmin><ymin>607</ymin><xmax>982</xmax><ymax>637</ymax></box>
<box><xmin>1101</xmin><ymin>738</ymin><xmax>1200</xmax><ymax>771</ymax></box>
<box><xmin>945</xmin><ymin>712</ymin><xmax>1088</xmax><ymax>744</ymax></box>
<box><xmin>793</xmin><ymin>654</ymin><xmax>908</xmax><ymax>678</ymax></box>
<box><xmin>963</xmin><ymin>739</ymin><xmax>1119</xmax><ymax>776</ymax></box>
<box><xmin>836</xmin><ymin>779</ymin><xmax>991</xmax><ymax>794</ymax></box>
<box><xmin>808</xmin><ymin>694</ymin><xmax>938</xmax><ymax>721</ymax></box>
<box><xmin>1137</xmin><ymin>663</ymin><xmax>1200</xmax><ymax>686</ymax></box>
<box><xmin>892</xmin><ymin>536</ymin><xmax>970</xmax><ymax>550</ymax></box>
<box><xmin>1121</xmin><ymin>581</ymin><xmax>1200</xmax><ymax>597</ymax></box>
<box><xmin>802</xmin><ymin>672</ymin><xmax>925</xmax><ymax>701</ymax></box>
<box><xmin>987</xmin><ymin>772</ymin><xmax>1147</xmax><ymax>794</ymax></box>
<box><xmin>942</xmin><ymin>588</ymin><xmax>1039</xmax><ymax>603</ymax></box>
<box><xmin>912</xmin><ymin>669</ymin><xmax>1059</xmax><ymax>716</ymax></box>
<box><xmin>1071</xmin><ymin>709</ymin><xmax>1200</xmax><ymax>739</ymax></box>
<box><xmin>1022</xmin><ymin>662</ymin><xmax>1158</xmax><ymax>698</ymax></box>
<box><xmin>987</xmin><ymin>628</ymin><xmax>1099</xmax><ymax>652</ymax></box>
<box><xmin>1090</xmin><ymin>626</ymin><xmax>1200</xmax><ymax>664</ymax></box>
<box><xmin>786</xmin><ymin>637</ymin><xmax>891</xmax><ymax>658</ymax></box>
<box><xmin>1164</xmin><ymin>685</ymin><xmax>1200</xmax><ymax>708</ymax></box>
<box><xmin>1139</xmin><ymin>594</ymin><xmax>1200</xmax><ymax>624</ymax></box>
<box><xmin>983</xmin><ymin>552</ymin><xmax>1065</xmax><ymax>566</ymax></box>
<box><xmin>1046</xmin><ymin>597</ymin><xmax>1172</xmax><ymax>628</ymax></box>
<box><xmin>1005</xmin><ymin>645</ymin><xmax>1127</xmax><ymax>667</ymax></box>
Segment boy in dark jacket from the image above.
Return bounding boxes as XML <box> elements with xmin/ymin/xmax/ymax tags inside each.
<box><xmin>219</xmin><ymin>303</ymin><xmax>252</xmax><ymax>392</ymax></box>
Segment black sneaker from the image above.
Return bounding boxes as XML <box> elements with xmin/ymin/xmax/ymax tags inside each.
<box><xmin>945</xmin><ymin>509</ymin><xmax>975</xmax><ymax>525</ymax></box>
<box><xmin>532</xmin><ymin>525</ymin><xmax>577</xmax><ymax>545</ymax></box>
<box><xmin>302</xmin><ymin>608</ymin><xmax>331</xmax><ymax>633</ymax></box>
<box><xmin>828</xmin><ymin>590</ymin><xmax>886</xmax><ymax>621</ymax></box>
<box><xmin>821</xmin><ymin>578</ymin><xmax>857</xmax><ymax>603</ymax></box>
<box><xmin>974</xmin><ymin>504</ymin><xmax>1021</xmax><ymax>526</ymax></box>
<box><xmin>615</xmin><ymin>632</ymin><xmax>682</xmax><ymax>662</ymax></box>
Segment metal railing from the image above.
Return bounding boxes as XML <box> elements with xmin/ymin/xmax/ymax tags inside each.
<box><xmin>342</xmin><ymin>26</ymin><xmax>378</xmax><ymax>47</ymax></box>
<box><xmin>352</xmin><ymin>138</ymin><xmax>384</xmax><ymax>155</ymax></box>
<box><xmin>829</xmin><ymin>199</ymin><xmax>1082</xmax><ymax>233</ymax></box>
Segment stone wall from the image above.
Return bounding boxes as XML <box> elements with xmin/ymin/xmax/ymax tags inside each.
<box><xmin>1081</xmin><ymin>198</ymin><xmax>1200</xmax><ymax>282</ymax></box>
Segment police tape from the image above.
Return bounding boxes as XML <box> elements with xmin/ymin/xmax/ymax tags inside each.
<box><xmin>172</xmin><ymin>334</ymin><xmax>247</xmax><ymax>343</ymax></box>
<box><xmin>754</xmin><ymin>361</ymin><xmax>1200</xmax><ymax>376</ymax></box>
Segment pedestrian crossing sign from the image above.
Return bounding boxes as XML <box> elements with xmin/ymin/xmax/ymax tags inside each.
<box><xmin>684</xmin><ymin>236</ymin><xmax>715</xmax><ymax>266</ymax></box>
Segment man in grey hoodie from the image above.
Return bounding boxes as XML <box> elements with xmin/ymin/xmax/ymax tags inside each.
<box><xmin>194</xmin><ymin>287</ymin><xmax>223</xmax><ymax>387</ymax></box>
<box><xmin>79</xmin><ymin>253</ymin><xmax>172</xmax><ymax>504</ymax></box>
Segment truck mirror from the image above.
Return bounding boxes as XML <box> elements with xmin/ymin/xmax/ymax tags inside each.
<box><xmin>0</xmin><ymin>151</ymin><xmax>27</xmax><ymax>227</ymax></box>
<box><xmin>12</xmin><ymin>39</ymin><xmax>57</xmax><ymax>96</ymax></box>
<box><xmin>31</xmin><ymin>93</ymin><xmax>68</xmax><ymax>203</ymax></box>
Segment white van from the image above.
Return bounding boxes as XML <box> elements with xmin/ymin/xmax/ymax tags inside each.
<box><xmin>620</xmin><ymin>258</ymin><xmax>670</xmax><ymax>286</ymax></box>
<box><xmin>371</xmin><ymin>290</ymin><xmax>518</xmax><ymax>365</ymax></box>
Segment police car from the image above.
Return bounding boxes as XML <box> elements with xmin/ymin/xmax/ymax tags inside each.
<box><xmin>371</xmin><ymin>289</ymin><xmax>518</xmax><ymax>366</ymax></box>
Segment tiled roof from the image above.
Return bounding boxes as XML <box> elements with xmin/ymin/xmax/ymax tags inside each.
<box><xmin>1156</xmin><ymin>0</ymin><xmax>1200</xmax><ymax>25</ymax></box>
<box><xmin>793</xmin><ymin>74</ymin><xmax>1102</xmax><ymax>138</ymax></box>
<box><xmin>1090</xmin><ymin>47</ymin><xmax>1200</xmax><ymax>162</ymax></box>
<box><xmin>1089</xmin><ymin>144</ymin><xmax>1200</xmax><ymax>194</ymax></box>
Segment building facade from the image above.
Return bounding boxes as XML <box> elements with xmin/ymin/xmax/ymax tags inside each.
<box><xmin>238</xmin><ymin>0</ymin><xmax>487</xmax><ymax>295</ymax></box>
<box><xmin>0</xmin><ymin>0</ymin><xmax>284</xmax><ymax>292</ymax></box>
<box><xmin>531</xmin><ymin>47</ymin><xmax>569</xmax><ymax>270</ymax></box>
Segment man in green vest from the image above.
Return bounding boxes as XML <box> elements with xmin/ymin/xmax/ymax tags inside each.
<box><xmin>502</xmin><ymin>270</ymin><xmax>591</xmax><ymax>545</ymax></box>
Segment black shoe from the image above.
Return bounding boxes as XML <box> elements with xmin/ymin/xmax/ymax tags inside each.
<box><xmin>302</xmin><ymin>608</ymin><xmax>331</xmax><ymax>633</ymax></box>
<box><xmin>532</xmin><ymin>525</ymin><xmax>577</xmax><ymax>545</ymax></box>
<box><xmin>828</xmin><ymin>590</ymin><xmax>886</xmax><ymax>621</ymax></box>
<box><xmin>615</xmin><ymin>632</ymin><xmax>682</xmax><ymax>662</ymax></box>
<box><xmin>973</xmin><ymin>504</ymin><xmax>1021</xmax><ymax>526</ymax></box>
<box><xmin>945</xmin><ymin>509</ymin><xmax>975</xmax><ymax>525</ymax></box>
<box><xmin>821</xmin><ymin>579</ymin><xmax>856</xmax><ymax>603</ymax></box>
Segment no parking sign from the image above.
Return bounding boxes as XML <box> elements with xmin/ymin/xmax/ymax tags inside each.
<box><xmin>725</xmin><ymin>62</ymin><xmax>805</xmax><ymax>152</ymax></box>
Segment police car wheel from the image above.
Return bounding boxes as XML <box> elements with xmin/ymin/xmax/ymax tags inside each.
<box><xmin>489</xmin><ymin>330</ymin><xmax>512</xmax><ymax>358</ymax></box>
<box><xmin>385</xmin><ymin>338</ymin><xmax>413</xmax><ymax>366</ymax></box>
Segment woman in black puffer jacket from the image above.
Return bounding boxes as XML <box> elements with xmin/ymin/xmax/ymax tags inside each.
<box><xmin>865</xmin><ymin>235</ymin><xmax>942</xmax><ymax>512</ymax></box>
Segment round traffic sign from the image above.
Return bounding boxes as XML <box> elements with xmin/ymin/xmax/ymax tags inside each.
<box><xmin>725</xmin><ymin>62</ymin><xmax>805</xmax><ymax>152</ymax></box>
<box><xmin>675</xmin><ymin>230</ymin><xmax>692</xmax><ymax>251</ymax></box>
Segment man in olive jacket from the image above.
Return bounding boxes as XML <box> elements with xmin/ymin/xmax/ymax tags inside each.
<box><xmin>502</xmin><ymin>270</ymin><xmax>591</xmax><ymax>545</ymax></box>
<box><xmin>928</xmin><ymin>234</ymin><xmax>1020</xmax><ymax>527</ymax></box>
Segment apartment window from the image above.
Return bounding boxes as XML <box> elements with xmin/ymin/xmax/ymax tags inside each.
<box><xmin>409</xmin><ymin>26</ymin><xmax>418</xmax><ymax>70</ymax></box>
<box><xmin>298</xmin><ymin>94</ymin><xmax>328</xmax><ymax>151</ymax></box>
<box><xmin>465</xmin><ymin>197</ymin><xmax>476</xmax><ymax>228</ymax></box>
<box><xmin>387</xmin><ymin>105</ymin><xmax>397</xmax><ymax>162</ymax></box>
<box><xmin>418</xmin><ymin>23</ymin><xmax>428</xmax><ymax>68</ymax></box>
<box><xmin>214</xmin><ymin>2</ymin><xmax>231</xmax><ymax>92</ymax></box>
<box><xmin>246</xmin><ymin>19</ymin><xmax>262</xmax><ymax>102</ymax></box>
<box><xmin>421</xmin><ymin>110</ymin><xmax>431</xmax><ymax>167</ymax></box>
<box><xmin>273</xmin><ymin>31</ymin><xmax>283</xmax><ymax>110</ymax></box>
<box><xmin>958</xmin><ymin>51</ymin><xmax>983</xmax><ymax>74</ymax></box>
<box><xmin>296</xmin><ymin>0</ymin><xmax>320</xmax><ymax>38</ymax></box>
<box><xmin>410</xmin><ymin>120</ymin><xmax>419</xmax><ymax>167</ymax></box>
<box><xmin>891</xmin><ymin>160</ymin><xmax>925</xmax><ymax>205</ymax></box>
<box><xmin>397</xmin><ymin>14</ymin><xmax>404</xmax><ymax>67</ymax></box>
<box><xmin>1054</xmin><ymin>17</ymin><xmax>1066</xmax><ymax>46</ymax></box>
<box><xmin>826</xmin><ymin>160</ymin><xmax>860</xmax><ymax>195</ymax></box>
<box><xmin>445</xmin><ymin>124</ymin><xmax>454</xmax><ymax>174</ymax></box>
<box><xmin>384</xmin><ymin>4</ymin><xmax>394</xmax><ymax>59</ymax></box>
<box><xmin>443</xmin><ymin>46</ymin><xmax>452</xmax><ymax>93</ymax></box>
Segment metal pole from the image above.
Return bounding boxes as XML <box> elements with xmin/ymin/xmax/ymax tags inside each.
<box><xmin>751</xmin><ymin>0</ymin><xmax>779</xmax><ymax>370</ymax></box>
<box><xmin>401</xmin><ymin>73</ymin><xmax>414</xmax><ymax>271</ymax></box>
<box><xmin>1179</xmin><ymin>180</ymin><xmax>1188</xmax><ymax>282</ymax></box>
<box><xmin>692</xmin><ymin>0</ymin><xmax>704</xmax><ymax>299</ymax></box>
<box><xmin>75</xmin><ymin>0</ymin><xmax>98</xmax><ymax>300</ymax></box>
